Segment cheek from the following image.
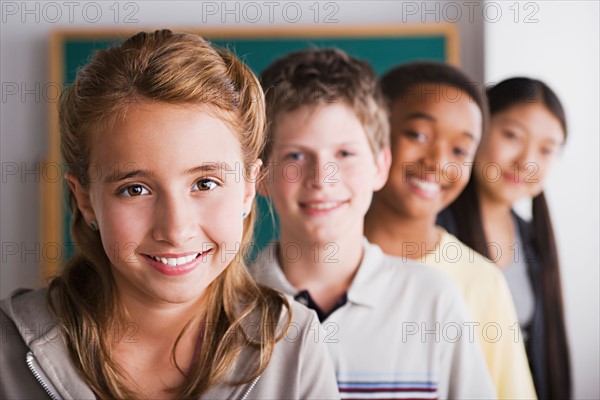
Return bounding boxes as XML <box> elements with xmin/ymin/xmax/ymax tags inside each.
<box><xmin>525</xmin><ymin>161</ymin><xmax>552</xmax><ymax>195</ymax></box>
<box><xmin>95</xmin><ymin>191</ymin><xmax>148</xmax><ymax>238</ymax></box>
<box><xmin>392</xmin><ymin>139</ymin><xmax>420</xmax><ymax>165</ymax></box>
<box><xmin>443</xmin><ymin>162</ymin><xmax>472</xmax><ymax>188</ymax></box>
<box><xmin>278</xmin><ymin>163</ymin><xmax>301</xmax><ymax>184</ymax></box>
<box><xmin>209</xmin><ymin>189</ymin><xmax>245</xmax><ymax>229</ymax></box>
<box><xmin>199</xmin><ymin>194</ymin><xmax>246</xmax><ymax>262</ymax></box>
<box><xmin>344</xmin><ymin>159</ymin><xmax>376</xmax><ymax>183</ymax></box>
<box><xmin>98</xmin><ymin>203</ymin><xmax>150</xmax><ymax>266</ymax></box>
<box><xmin>269</xmin><ymin>165</ymin><xmax>302</xmax><ymax>199</ymax></box>
<box><xmin>479</xmin><ymin>138</ymin><xmax>517</xmax><ymax>167</ymax></box>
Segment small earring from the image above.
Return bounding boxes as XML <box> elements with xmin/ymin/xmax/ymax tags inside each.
<box><xmin>89</xmin><ymin>221</ymin><xmax>99</xmax><ymax>231</ymax></box>
<box><xmin>242</xmin><ymin>211</ymin><xmax>248</xmax><ymax>219</ymax></box>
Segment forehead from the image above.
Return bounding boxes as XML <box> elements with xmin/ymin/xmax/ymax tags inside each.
<box><xmin>390</xmin><ymin>84</ymin><xmax>482</xmax><ymax>136</ymax></box>
<box><xmin>91</xmin><ymin>102</ymin><xmax>243</xmax><ymax>175</ymax></box>
<box><xmin>272</xmin><ymin>102</ymin><xmax>370</xmax><ymax>147</ymax></box>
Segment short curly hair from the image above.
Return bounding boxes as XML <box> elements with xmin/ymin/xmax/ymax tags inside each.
<box><xmin>260</xmin><ymin>48</ymin><xmax>389</xmax><ymax>160</ymax></box>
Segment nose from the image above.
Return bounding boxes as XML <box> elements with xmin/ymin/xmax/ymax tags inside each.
<box><xmin>515</xmin><ymin>142</ymin><xmax>538</xmax><ymax>172</ymax></box>
<box><xmin>152</xmin><ymin>194</ymin><xmax>198</xmax><ymax>246</ymax></box>
<box><xmin>305</xmin><ymin>155</ymin><xmax>336</xmax><ymax>189</ymax></box>
<box><xmin>422</xmin><ymin>140</ymin><xmax>448</xmax><ymax>176</ymax></box>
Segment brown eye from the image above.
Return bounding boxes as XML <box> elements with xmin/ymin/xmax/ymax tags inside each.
<box><xmin>120</xmin><ymin>184</ymin><xmax>148</xmax><ymax>197</ymax></box>
<box><xmin>193</xmin><ymin>179</ymin><xmax>218</xmax><ymax>191</ymax></box>
<box><xmin>404</xmin><ymin>130</ymin><xmax>427</xmax><ymax>142</ymax></box>
<box><xmin>453</xmin><ymin>147</ymin><xmax>469</xmax><ymax>158</ymax></box>
<box><xmin>503</xmin><ymin>130</ymin><xmax>519</xmax><ymax>140</ymax></box>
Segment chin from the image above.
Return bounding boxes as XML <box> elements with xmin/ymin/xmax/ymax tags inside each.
<box><xmin>303</xmin><ymin>226</ymin><xmax>342</xmax><ymax>244</ymax></box>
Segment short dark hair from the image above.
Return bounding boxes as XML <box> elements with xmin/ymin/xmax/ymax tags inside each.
<box><xmin>380</xmin><ymin>61</ymin><xmax>489</xmax><ymax>136</ymax></box>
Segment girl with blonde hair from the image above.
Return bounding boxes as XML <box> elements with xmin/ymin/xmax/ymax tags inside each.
<box><xmin>0</xmin><ymin>30</ymin><xmax>339</xmax><ymax>399</ymax></box>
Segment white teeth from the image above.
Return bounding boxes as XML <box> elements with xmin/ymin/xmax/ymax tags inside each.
<box><xmin>304</xmin><ymin>202</ymin><xmax>340</xmax><ymax>210</ymax></box>
<box><xmin>409</xmin><ymin>177</ymin><xmax>441</xmax><ymax>193</ymax></box>
<box><xmin>151</xmin><ymin>254</ymin><xmax>199</xmax><ymax>267</ymax></box>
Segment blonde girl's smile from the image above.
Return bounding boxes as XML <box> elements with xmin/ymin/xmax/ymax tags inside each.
<box><xmin>69</xmin><ymin>101</ymin><xmax>258</xmax><ymax>305</ymax></box>
<box><xmin>143</xmin><ymin>249</ymin><xmax>212</xmax><ymax>276</ymax></box>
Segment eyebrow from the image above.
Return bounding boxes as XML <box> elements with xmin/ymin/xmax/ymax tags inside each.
<box><xmin>499</xmin><ymin>117</ymin><xmax>528</xmax><ymax>132</ymax></box>
<box><xmin>104</xmin><ymin>169</ymin><xmax>153</xmax><ymax>184</ymax></box>
<box><xmin>404</xmin><ymin>112</ymin><xmax>436</xmax><ymax>122</ymax></box>
<box><xmin>403</xmin><ymin>112</ymin><xmax>476</xmax><ymax>141</ymax></box>
<box><xmin>462</xmin><ymin>131</ymin><xmax>476</xmax><ymax>142</ymax></box>
<box><xmin>185</xmin><ymin>162</ymin><xmax>233</xmax><ymax>175</ymax></box>
<box><xmin>275</xmin><ymin>140</ymin><xmax>362</xmax><ymax>149</ymax></box>
<box><xmin>104</xmin><ymin>162</ymin><xmax>233</xmax><ymax>183</ymax></box>
<box><xmin>543</xmin><ymin>138</ymin><xmax>562</xmax><ymax>146</ymax></box>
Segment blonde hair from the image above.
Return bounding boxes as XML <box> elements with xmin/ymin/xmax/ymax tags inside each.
<box><xmin>260</xmin><ymin>47</ymin><xmax>389</xmax><ymax>160</ymax></box>
<box><xmin>48</xmin><ymin>30</ymin><xmax>290</xmax><ymax>398</ymax></box>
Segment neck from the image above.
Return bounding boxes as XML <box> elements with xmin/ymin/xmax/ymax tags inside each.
<box><xmin>115</xmin><ymin>285</ymin><xmax>205</xmax><ymax>347</ymax></box>
<box><xmin>110</xmin><ymin>284</ymin><xmax>207</xmax><ymax>399</ymax></box>
<box><xmin>278</xmin><ymin>229</ymin><xmax>363</xmax><ymax>301</ymax></box>
<box><xmin>477</xmin><ymin>190</ymin><xmax>517</xmax><ymax>267</ymax></box>
<box><xmin>478</xmin><ymin>191</ymin><xmax>513</xmax><ymax>223</ymax></box>
<box><xmin>364</xmin><ymin>196</ymin><xmax>439</xmax><ymax>259</ymax></box>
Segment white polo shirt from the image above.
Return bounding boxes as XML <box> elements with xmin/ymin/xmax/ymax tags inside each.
<box><xmin>250</xmin><ymin>240</ymin><xmax>496</xmax><ymax>400</ymax></box>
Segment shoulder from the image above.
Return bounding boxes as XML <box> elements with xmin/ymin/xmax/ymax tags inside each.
<box><xmin>250</xmin><ymin>295</ymin><xmax>339</xmax><ymax>399</ymax></box>
<box><xmin>366</xmin><ymin>246</ymin><xmax>468</xmax><ymax>312</ymax></box>
<box><xmin>248</xmin><ymin>243</ymin><xmax>300</xmax><ymax>296</ymax></box>
<box><xmin>511</xmin><ymin>211</ymin><xmax>539</xmax><ymax>262</ymax></box>
<box><xmin>247</xmin><ymin>242</ymin><xmax>277</xmax><ymax>280</ymax></box>
<box><xmin>388</xmin><ymin>254</ymin><xmax>457</xmax><ymax>288</ymax></box>
<box><xmin>277</xmin><ymin>293</ymin><xmax>319</xmax><ymax>336</ymax></box>
<box><xmin>367</xmin><ymin>238</ymin><xmax>460</xmax><ymax>292</ymax></box>
<box><xmin>434</xmin><ymin>230</ymin><xmax>517</xmax><ymax>316</ymax></box>
<box><xmin>1</xmin><ymin>288</ymin><xmax>55</xmax><ymax>343</ymax></box>
<box><xmin>436</xmin><ymin>229</ymin><xmax>506</xmax><ymax>285</ymax></box>
<box><xmin>0</xmin><ymin>288</ymin><xmax>65</xmax><ymax>400</ymax></box>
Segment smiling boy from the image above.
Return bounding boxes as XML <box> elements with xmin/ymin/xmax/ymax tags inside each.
<box><xmin>250</xmin><ymin>49</ymin><xmax>496</xmax><ymax>399</ymax></box>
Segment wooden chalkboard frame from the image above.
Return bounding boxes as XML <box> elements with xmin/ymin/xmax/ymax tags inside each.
<box><xmin>42</xmin><ymin>25</ymin><xmax>459</xmax><ymax>279</ymax></box>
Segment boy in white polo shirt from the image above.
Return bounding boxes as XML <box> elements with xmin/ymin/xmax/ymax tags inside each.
<box><xmin>250</xmin><ymin>48</ymin><xmax>496</xmax><ymax>399</ymax></box>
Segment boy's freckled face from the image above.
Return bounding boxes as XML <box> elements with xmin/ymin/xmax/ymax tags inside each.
<box><xmin>264</xmin><ymin>102</ymin><xmax>388</xmax><ymax>243</ymax></box>
<box><xmin>82</xmin><ymin>102</ymin><xmax>256</xmax><ymax>306</ymax></box>
<box><xmin>378</xmin><ymin>84</ymin><xmax>482</xmax><ymax>220</ymax></box>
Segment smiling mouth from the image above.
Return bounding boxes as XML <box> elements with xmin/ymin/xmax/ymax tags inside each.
<box><xmin>407</xmin><ymin>176</ymin><xmax>442</xmax><ymax>196</ymax></box>
<box><xmin>147</xmin><ymin>252</ymin><xmax>204</xmax><ymax>267</ymax></box>
<box><xmin>300</xmin><ymin>201</ymin><xmax>347</xmax><ymax>211</ymax></box>
<box><xmin>503</xmin><ymin>172</ymin><xmax>525</xmax><ymax>184</ymax></box>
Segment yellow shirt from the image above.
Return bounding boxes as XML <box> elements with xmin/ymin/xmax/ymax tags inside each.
<box><xmin>421</xmin><ymin>227</ymin><xmax>537</xmax><ymax>400</ymax></box>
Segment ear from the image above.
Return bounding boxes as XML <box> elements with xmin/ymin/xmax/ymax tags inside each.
<box><xmin>256</xmin><ymin>159</ymin><xmax>271</xmax><ymax>198</ymax></box>
<box><xmin>243</xmin><ymin>159</ymin><xmax>263</xmax><ymax>213</ymax></box>
<box><xmin>65</xmin><ymin>173</ymin><xmax>97</xmax><ymax>226</ymax></box>
<box><xmin>372</xmin><ymin>147</ymin><xmax>392</xmax><ymax>192</ymax></box>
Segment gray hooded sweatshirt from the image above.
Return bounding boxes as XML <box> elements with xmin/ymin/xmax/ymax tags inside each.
<box><xmin>0</xmin><ymin>288</ymin><xmax>340</xmax><ymax>399</ymax></box>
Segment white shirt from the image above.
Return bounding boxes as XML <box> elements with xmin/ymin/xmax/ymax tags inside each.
<box><xmin>250</xmin><ymin>239</ymin><xmax>496</xmax><ymax>400</ymax></box>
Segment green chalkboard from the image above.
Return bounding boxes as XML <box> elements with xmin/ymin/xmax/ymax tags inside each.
<box><xmin>44</xmin><ymin>26</ymin><xmax>457</xmax><ymax>274</ymax></box>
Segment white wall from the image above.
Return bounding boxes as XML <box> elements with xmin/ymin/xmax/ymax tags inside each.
<box><xmin>484</xmin><ymin>1</ymin><xmax>599</xmax><ymax>398</ymax></box>
<box><xmin>1</xmin><ymin>1</ymin><xmax>597</xmax><ymax>398</ymax></box>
